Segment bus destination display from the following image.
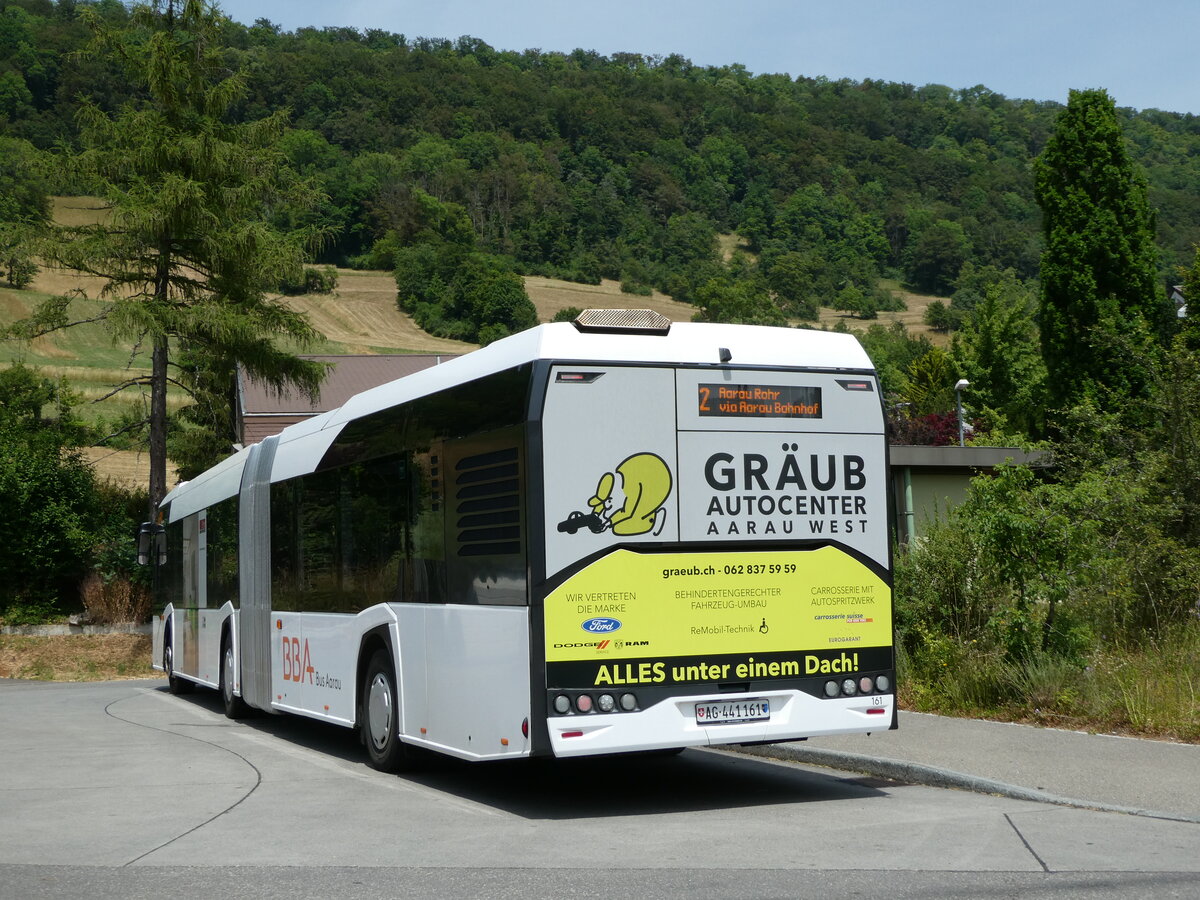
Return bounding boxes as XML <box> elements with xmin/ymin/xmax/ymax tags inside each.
<box><xmin>697</xmin><ymin>383</ymin><xmax>822</xmax><ymax>419</ymax></box>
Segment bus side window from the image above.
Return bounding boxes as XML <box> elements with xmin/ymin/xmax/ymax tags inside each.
<box><xmin>273</xmin><ymin>460</ymin><xmax>416</xmax><ymax>614</ymax></box>
<box><xmin>158</xmin><ymin>519</ymin><xmax>184</xmax><ymax>611</ymax></box>
<box><xmin>180</xmin><ymin>515</ymin><xmax>201</xmax><ymax>608</ymax></box>
<box><xmin>342</xmin><ymin>454</ymin><xmax>412</xmax><ymax>609</ymax></box>
<box><xmin>399</xmin><ymin>446</ymin><xmax>446</xmax><ymax>605</ymax></box>
<box><xmin>270</xmin><ymin>480</ymin><xmax>302</xmax><ymax>611</ymax></box>
<box><xmin>206</xmin><ymin>497</ymin><xmax>239</xmax><ymax>608</ymax></box>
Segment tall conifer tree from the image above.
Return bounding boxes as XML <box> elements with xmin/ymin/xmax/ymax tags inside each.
<box><xmin>31</xmin><ymin>0</ymin><xmax>327</xmax><ymax>516</ymax></box>
<box><xmin>1033</xmin><ymin>88</ymin><xmax>1165</xmax><ymax>410</ymax></box>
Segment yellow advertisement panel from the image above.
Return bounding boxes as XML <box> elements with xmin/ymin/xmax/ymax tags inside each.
<box><xmin>544</xmin><ymin>546</ymin><xmax>892</xmax><ymax>688</ymax></box>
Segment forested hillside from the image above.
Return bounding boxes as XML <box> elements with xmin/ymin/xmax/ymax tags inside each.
<box><xmin>5</xmin><ymin>0</ymin><xmax>1200</xmax><ymax>315</ymax></box>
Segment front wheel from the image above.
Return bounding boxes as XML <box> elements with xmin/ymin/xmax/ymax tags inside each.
<box><xmin>362</xmin><ymin>649</ymin><xmax>417</xmax><ymax>772</ymax></box>
<box><xmin>220</xmin><ymin>636</ymin><xmax>251</xmax><ymax>719</ymax></box>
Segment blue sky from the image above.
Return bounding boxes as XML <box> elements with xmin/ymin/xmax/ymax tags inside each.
<box><xmin>219</xmin><ymin>0</ymin><xmax>1200</xmax><ymax>114</ymax></box>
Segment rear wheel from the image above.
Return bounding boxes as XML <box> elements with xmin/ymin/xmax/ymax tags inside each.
<box><xmin>220</xmin><ymin>635</ymin><xmax>251</xmax><ymax>719</ymax></box>
<box><xmin>164</xmin><ymin>628</ymin><xmax>193</xmax><ymax>695</ymax></box>
<box><xmin>362</xmin><ymin>649</ymin><xmax>416</xmax><ymax>772</ymax></box>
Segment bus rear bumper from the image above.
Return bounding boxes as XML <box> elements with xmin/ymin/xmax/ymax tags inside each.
<box><xmin>547</xmin><ymin>688</ymin><xmax>894</xmax><ymax>757</ymax></box>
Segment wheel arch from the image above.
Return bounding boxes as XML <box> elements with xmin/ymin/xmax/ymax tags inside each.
<box><xmin>355</xmin><ymin>625</ymin><xmax>395</xmax><ymax>730</ymax></box>
<box><xmin>219</xmin><ymin>612</ymin><xmax>234</xmax><ymax>654</ymax></box>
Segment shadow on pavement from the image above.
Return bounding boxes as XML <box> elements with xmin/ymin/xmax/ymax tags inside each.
<box><xmin>161</xmin><ymin>685</ymin><xmax>897</xmax><ymax>820</ymax></box>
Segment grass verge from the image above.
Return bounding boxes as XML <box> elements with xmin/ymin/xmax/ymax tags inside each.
<box><xmin>0</xmin><ymin>634</ymin><xmax>156</xmax><ymax>681</ymax></box>
<box><xmin>899</xmin><ymin>625</ymin><xmax>1200</xmax><ymax>743</ymax></box>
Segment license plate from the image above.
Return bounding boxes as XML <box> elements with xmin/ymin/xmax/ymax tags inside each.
<box><xmin>694</xmin><ymin>698</ymin><xmax>770</xmax><ymax>725</ymax></box>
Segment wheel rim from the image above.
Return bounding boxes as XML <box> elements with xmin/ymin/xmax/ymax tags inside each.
<box><xmin>367</xmin><ymin>672</ymin><xmax>393</xmax><ymax>751</ymax></box>
<box><xmin>165</xmin><ymin>642</ymin><xmax>173</xmax><ymax>677</ymax></box>
<box><xmin>223</xmin><ymin>645</ymin><xmax>234</xmax><ymax>703</ymax></box>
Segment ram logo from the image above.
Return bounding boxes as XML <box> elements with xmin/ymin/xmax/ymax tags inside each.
<box><xmin>581</xmin><ymin>617</ymin><xmax>622</xmax><ymax>634</ymax></box>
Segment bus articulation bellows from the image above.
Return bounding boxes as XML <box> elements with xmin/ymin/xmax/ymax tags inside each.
<box><xmin>148</xmin><ymin>311</ymin><xmax>896</xmax><ymax>771</ymax></box>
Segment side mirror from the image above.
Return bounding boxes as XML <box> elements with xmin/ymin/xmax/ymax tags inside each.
<box><xmin>137</xmin><ymin>523</ymin><xmax>166</xmax><ymax>566</ymax></box>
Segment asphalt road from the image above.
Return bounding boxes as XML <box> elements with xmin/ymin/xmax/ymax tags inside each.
<box><xmin>1</xmin><ymin>679</ymin><xmax>1198</xmax><ymax>899</ymax></box>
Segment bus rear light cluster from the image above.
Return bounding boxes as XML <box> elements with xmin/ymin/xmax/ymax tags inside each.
<box><xmin>552</xmin><ymin>692</ymin><xmax>638</xmax><ymax>715</ymax></box>
<box><xmin>825</xmin><ymin>674</ymin><xmax>891</xmax><ymax>698</ymax></box>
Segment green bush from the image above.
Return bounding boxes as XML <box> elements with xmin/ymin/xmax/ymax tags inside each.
<box><xmin>1</xmin><ymin>598</ymin><xmax>60</xmax><ymax>627</ymax></box>
<box><xmin>0</xmin><ymin>366</ymin><xmax>145</xmax><ymax>622</ymax></box>
<box><xmin>0</xmin><ymin>427</ymin><xmax>101</xmax><ymax>614</ymax></box>
<box><xmin>279</xmin><ymin>264</ymin><xmax>338</xmax><ymax>295</ymax></box>
<box><xmin>551</xmin><ymin>306</ymin><xmax>583</xmax><ymax>323</ymax></box>
<box><xmin>899</xmin><ymin>462</ymin><xmax>1200</xmax><ymax>666</ymax></box>
<box><xmin>923</xmin><ymin>299</ymin><xmax>957</xmax><ymax>332</ymax></box>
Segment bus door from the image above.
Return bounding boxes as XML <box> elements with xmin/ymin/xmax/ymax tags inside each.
<box><xmin>179</xmin><ymin>511</ymin><xmax>203</xmax><ymax>677</ymax></box>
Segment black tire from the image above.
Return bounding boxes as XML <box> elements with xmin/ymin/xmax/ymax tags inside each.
<box><xmin>220</xmin><ymin>635</ymin><xmax>251</xmax><ymax>719</ymax></box>
<box><xmin>164</xmin><ymin>627</ymin><xmax>194</xmax><ymax>695</ymax></box>
<box><xmin>361</xmin><ymin>649</ymin><xmax>416</xmax><ymax>772</ymax></box>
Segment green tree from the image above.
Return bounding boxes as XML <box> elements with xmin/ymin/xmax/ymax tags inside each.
<box><xmin>0</xmin><ymin>136</ymin><xmax>48</xmax><ymax>288</ymax></box>
<box><xmin>692</xmin><ymin>277</ymin><xmax>786</xmax><ymax>327</ymax></box>
<box><xmin>764</xmin><ymin>250</ymin><xmax>820</xmax><ymax>320</ymax></box>
<box><xmin>923</xmin><ymin>299</ymin><xmax>956</xmax><ymax>333</ymax></box>
<box><xmin>659</xmin><ymin>211</ymin><xmax>719</xmax><ymax>271</ymax></box>
<box><xmin>904</xmin><ymin>219</ymin><xmax>970</xmax><ymax>295</ymax></box>
<box><xmin>858</xmin><ymin>321</ymin><xmax>934</xmax><ymax>400</ymax></box>
<box><xmin>952</xmin><ymin>279</ymin><xmax>1046</xmax><ymax>435</ymax></box>
<box><xmin>0</xmin><ymin>69</ymin><xmax>33</xmax><ymax>121</ymax></box>
<box><xmin>833</xmin><ymin>283</ymin><xmax>877</xmax><ymax>319</ymax></box>
<box><xmin>1034</xmin><ymin>88</ymin><xmax>1166</xmax><ymax>411</ymax></box>
<box><xmin>26</xmin><ymin>1</ymin><xmax>327</xmax><ymax>515</ymax></box>
<box><xmin>1150</xmin><ymin>342</ymin><xmax>1200</xmax><ymax>545</ymax></box>
<box><xmin>462</xmin><ymin>267</ymin><xmax>537</xmax><ymax>344</ymax></box>
<box><xmin>904</xmin><ymin>346</ymin><xmax>958</xmax><ymax>416</ymax></box>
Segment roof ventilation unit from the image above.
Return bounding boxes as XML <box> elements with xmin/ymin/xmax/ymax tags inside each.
<box><xmin>572</xmin><ymin>308</ymin><xmax>672</xmax><ymax>335</ymax></box>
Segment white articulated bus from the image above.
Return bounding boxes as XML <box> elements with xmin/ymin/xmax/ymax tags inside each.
<box><xmin>150</xmin><ymin>310</ymin><xmax>895</xmax><ymax>771</ymax></box>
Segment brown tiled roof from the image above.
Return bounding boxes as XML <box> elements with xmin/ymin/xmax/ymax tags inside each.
<box><xmin>237</xmin><ymin>354</ymin><xmax>456</xmax><ymax>443</ymax></box>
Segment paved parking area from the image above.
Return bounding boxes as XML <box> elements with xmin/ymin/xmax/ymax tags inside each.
<box><xmin>2</xmin><ymin>679</ymin><xmax>1197</xmax><ymax>899</ymax></box>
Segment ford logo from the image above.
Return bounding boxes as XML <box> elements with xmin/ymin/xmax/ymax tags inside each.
<box><xmin>581</xmin><ymin>617</ymin><xmax>622</xmax><ymax>633</ymax></box>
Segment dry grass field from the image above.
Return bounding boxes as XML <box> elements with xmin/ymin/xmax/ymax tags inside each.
<box><xmin>285</xmin><ymin>269</ymin><xmax>475</xmax><ymax>354</ymax></box>
<box><xmin>817</xmin><ymin>280</ymin><xmax>949</xmax><ymax>347</ymax></box>
<box><xmin>49</xmin><ymin>196</ymin><xmax>111</xmax><ymax>227</ymax></box>
<box><xmin>80</xmin><ymin>447</ymin><xmax>176</xmax><ymax>494</ymax></box>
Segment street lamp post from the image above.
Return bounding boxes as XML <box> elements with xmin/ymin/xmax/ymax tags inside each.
<box><xmin>954</xmin><ymin>379</ymin><xmax>970</xmax><ymax>447</ymax></box>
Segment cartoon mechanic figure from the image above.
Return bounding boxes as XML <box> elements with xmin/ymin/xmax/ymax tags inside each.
<box><xmin>557</xmin><ymin>453</ymin><xmax>672</xmax><ymax>536</ymax></box>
